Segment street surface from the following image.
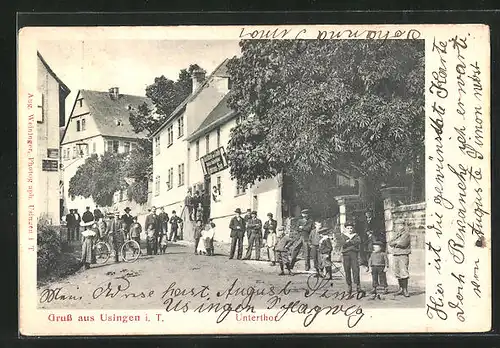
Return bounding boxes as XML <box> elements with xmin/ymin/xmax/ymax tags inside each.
<box><xmin>38</xmin><ymin>241</ymin><xmax>425</xmax><ymax>310</ymax></box>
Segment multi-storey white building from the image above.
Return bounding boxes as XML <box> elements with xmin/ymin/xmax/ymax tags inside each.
<box><xmin>36</xmin><ymin>52</ymin><xmax>71</xmax><ymax>224</ymax></box>
<box><xmin>60</xmin><ymin>87</ymin><xmax>150</xmax><ymax>215</ymax></box>
<box><xmin>151</xmin><ymin>60</ymin><xmax>282</xmax><ymax>243</ymax></box>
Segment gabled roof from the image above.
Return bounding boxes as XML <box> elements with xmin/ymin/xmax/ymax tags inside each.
<box><xmin>61</xmin><ymin>89</ymin><xmax>151</xmax><ymax>144</ymax></box>
<box><xmin>151</xmin><ymin>58</ymin><xmax>230</xmax><ymax>137</ymax></box>
<box><xmin>37</xmin><ymin>51</ymin><xmax>71</xmax><ymax>96</ymax></box>
<box><xmin>186</xmin><ymin>93</ymin><xmax>237</xmax><ymax>141</ymax></box>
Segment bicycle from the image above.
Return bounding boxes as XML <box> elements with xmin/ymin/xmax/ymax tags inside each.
<box><xmin>94</xmin><ymin>235</ymin><xmax>141</xmax><ymax>264</ymax></box>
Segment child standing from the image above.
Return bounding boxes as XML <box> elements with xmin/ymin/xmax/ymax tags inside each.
<box><xmin>129</xmin><ymin>216</ymin><xmax>142</xmax><ymax>245</ymax></box>
<box><xmin>194</xmin><ymin>220</ymin><xmax>203</xmax><ymax>255</ymax></box>
<box><xmin>318</xmin><ymin>227</ymin><xmax>333</xmax><ymax>280</ymax></box>
<box><xmin>275</xmin><ymin>227</ymin><xmax>294</xmax><ymax>276</ymax></box>
<box><xmin>205</xmin><ymin>221</ymin><xmax>216</xmax><ymax>256</ymax></box>
<box><xmin>146</xmin><ymin>224</ymin><xmax>155</xmax><ymax>255</ymax></box>
<box><xmin>368</xmin><ymin>241</ymin><xmax>389</xmax><ymax>295</ymax></box>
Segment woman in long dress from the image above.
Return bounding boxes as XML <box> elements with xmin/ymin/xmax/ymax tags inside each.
<box><xmin>81</xmin><ymin>221</ymin><xmax>96</xmax><ymax>269</ymax></box>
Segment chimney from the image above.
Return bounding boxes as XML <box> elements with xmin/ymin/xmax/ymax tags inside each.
<box><xmin>109</xmin><ymin>87</ymin><xmax>119</xmax><ymax>100</ymax></box>
<box><xmin>191</xmin><ymin>69</ymin><xmax>206</xmax><ymax>93</ymax></box>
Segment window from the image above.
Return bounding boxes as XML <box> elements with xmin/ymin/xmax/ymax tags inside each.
<box><xmin>63</xmin><ymin>148</ymin><xmax>68</xmax><ymax>160</ymax></box>
<box><xmin>107</xmin><ymin>140</ymin><xmax>119</xmax><ymax>153</ymax></box>
<box><xmin>124</xmin><ymin>141</ymin><xmax>130</xmax><ymax>153</ymax></box>
<box><xmin>81</xmin><ymin>118</ymin><xmax>86</xmax><ymax>131</ymax></box>
<box><xmin>76</xmin><ymin>120</ymin><xmax>81</xmax><ymax>132</ymax></box>
<box><xmin>77</xmin><ymin>99</ymin><xmax>83</xmax><ymax>108</ymax></box>
<box><xmin>72</xmin><ymin>146</ymin><xmax>77</xmax><ymax>159</ymax></box>
<box><xmin>195</xmin><ymin>140</ymin><xmax>200</xmax><ymax>160</ymax></box>
<box><xmin>167</xmin><ymin>168</ymin><xmax>174</xmax><ymax>190</ymax></box>
<box><xmin>155</xmin><ymin>176</ymin><xmax>160</xmax><ymax>196</ymax></box>
<box><xmin>155</xmin><ymin>135</ymin><xmax>160</xmax><ymax>155</ymax></box>
<box><xmin>178</xmin><ymin>163</ymin><xmax>185</xmax><ymax>186</ymax></box>
<box><xmin>236</xmin><ymin>184</ymin><xmax>247</xmax><ymax>196</ymax></box>
<box><xmin>178</xmin><ymin>116</ymin><xmax>184</xmax><ymax>138</ymax></box>
<box><xmin>205</xmin><ymin>134</ymin><xmax>210</xmax><ymax>154</ymax></box>
<box><xmin>113</xmin><ymin>140</ymin><xmax>119</xmax><ymax>153</ymax></box>
<box><xmin>216</xmin><ymin>128</ymin><xmax>221</xmax><ymax>148</ymax></box>
<box><xmin>130</xmin><ymin>142</ymin><xmax>134</xmax><ymax>152</ymax></box>
<box><xmin>167</xmin><ymin>125</ymin><xmax>173</xmax><ymax>146</ymax></box>
<box><xmin>228</xmin><ymin>77</ymin><xmax>233</xmax><ymax>90</ymax></box>
<box><xmin>92</xmin><ymin>142</ymin><xmax>96</xmax><ymax>153</ymax></box>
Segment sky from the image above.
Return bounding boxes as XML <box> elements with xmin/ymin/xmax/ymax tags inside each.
<box><xmin>37</xmin><ymin>39</ymin><xmax>242</xmax><ymax>121</ymax></box>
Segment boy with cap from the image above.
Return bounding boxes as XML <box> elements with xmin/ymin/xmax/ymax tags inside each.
<box><xmin>318</xmin><ymin>227</ymin><xmax>333</xmax><ymax>280</ymax></box>
<box><xmin>309</xmin><ymin>220</ymin><xmax>323</xmax><ymax>277</ymax></box>
<box><xmin>339</xmin><ymin>221</ymin><xmax>362</xmax><ymax>294</ymax></box>
<box><xmin>368</xmin><ymin>241</ymin><xmax>389</xmax><ymax>295</ymax></box>
<box><xmin>263</xmin><ymin>213</ymin><xmax>278</xmax><ymax>265</ymax></box>
<box><xmin>290</xmin><ymin>208</ymin><xmax>314</xmax><ymax>271</ymax></box>
<box><xmin>275</xmin><ymin>227</ymin><xmax>293</xmax><ymax>275</ymax></box>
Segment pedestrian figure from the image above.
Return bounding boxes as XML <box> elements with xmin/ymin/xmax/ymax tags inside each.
<box><xmin>388</xmin><ymin>223</ymin><xmax>412</xmax><ymax>297</ymax></box>
<box><xmin>229</xmin><ymin>208</ymin><xmax>245</xmax><ymax>259</ymax></box>
<box><xmin>169</xmin><ymin>210</ymin><xmax>182</xmax><ymax>242</ymax></box>
<box><xmin>275</xmin><ymin>227</ymin><xmax>293</xmax><ymax>275</ymax></box>
<box><xmin>129</xmin><ymin>216</ymin><xmax>142</xmax><ymax>245</ymax></box>
<box><xmin>108</xmin><ymin>212</ymin><xmax>126</xmax><ymax>263</ymax></box>
<box><xmin>243</xmin><ymin>211</ymin><xmax>263</xmax><ymax>260</ymax></box>
<box><xmin>94</xmin><ymin>206</ymin><xmax>103</xmax><ymax>221</ymax></box>
<box><xmin>157</xmin><ymin>207</ymin><xmax>169</xmax><ymax>241</ymax></box>
<box><xmin>96</xmin><ymin>216</ymin><xmax>107</xmax><ymax>241</ymax></box>
<box><xmin>194</xmin><ymin>220</ymin><xmax>203</xmax><ymax>255</ymax></box>
<box><xmin>195</xmin><ymin>204</ymin><xmax>203</xmax><ymax>223</ymax></box>
<box><xmin>65</xmin><ymin>209</ymin><xmax>75</xmax><ymax>241</ymax></box>
<box><xmin>243</xmin><ymin>209</ymin><xmax>252</xmax><ymax>244</ymax></box>
<box><xmin>184</xmin><ymin>189</ymin><xmax>194</xmax><ymax>221</ymax></box>
<box><xmin>121</xmin><ymin>207</ymin><xmax>134</xmax><ymax>240</ymax></box>
<box><xmin>146</xmin><ymin>224</ymin><xmax>156</xmax><ymax>255</ymax></box>
<box><xmin>339</xmin><ymin>221</ymin><xmax>362</xmax><ymax>294</ymax></box>
<box><xmin>309</xmin><ymin>220</ymin><xmax>322</xmax><ymax>277</ymax></box>
<box><xmin>290</xmin><ymin>209</ymin><xmax>314</xmax><ymax>271</ymax></box>
<box><xmin>80</xmin><ymin>221</ymin><xmax>96</xmax><ymax>269</ymax></box>
<box><xmin>73</xmin><ymin>209</ymin><xmax>81</xmax><ymax>240</ymax></box>
<box><xmin>364</xmin><ymin>230</ymin><xmax>375</xmax><ymax>272</ymax></box>
<box><xmin>318</xmin><ymin>227</ymin><xmax>333</xmax><ymax>280</ymax></box>
<box><xmin>82</xmin><ymin>206</ymin><xmax>94</xmax><ymax>224</ymax></box>
<box><xmin>263</xmin><ymin>213</ymin><xmax>278</xmax><ymax>265</ymax></box>
<box><xmin>145</xmin><ymin>206</ymin><xmax>160</xmax><ymax>255</ymax></box>
<box><xmin>201</xmin><ymin>189</ymin><xmax>211</xmax><ymax>223</ymax></box>
<box><xmin>369</xmin><ymin>241</ymin><xmax>389</xmax><ymax>295</ymax></box>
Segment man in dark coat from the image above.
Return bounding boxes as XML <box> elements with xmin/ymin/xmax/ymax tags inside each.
<box><xmin>144</xmin><ymin>206</ymin><xmax>160</xmax><ymax>255</ymax></box>
<box><xmin>229</xmin><ymin>208</ymin><xmax>245</xmax><ymax>260</ymax></box>
<box><xmin>93</xmin><ymin>206</ymin><xmax>103</xmax><ymax>221</ymax></box>
<box><xmin>184</xmin><ymin>189</ymin><xmax>194</xmax><ymax>221</ymax></box>
<box><xmin>169</xmin><ymin>210</ymin><xmax>182</xmax><ymax>242</ymax></box>
<box><xmin>201</xmin><ymin>189</ymin><xmax>210</xmax><ymax>223</ymax></box>
<box><xmin>121</xmin><ymin>207</ymin><xmax>134</xmax><ymax>239</ymax></box>
<box><xmin>66</xmin><ymin>209</ymin><xmax>75</xmax><ymax>241</ymax></box>
<box><xmin>82</xmin><ymin>206</ymin><xmax>94</xmax><ymax>224</ymax></box>
<box><xmin>73</xmin><ymin>209</ymin><xmax>81</xmax><ymax>240</ymax></box>
<box><xmin>157</xmin><ymin>207</ymin><xmax>169</xmax><ymax>243</ymax></box>
<box><xmin>243</xmin><ymin>211</ymin><xmax>263</xmax><ymax>260</ymax></box>
<box><xmin>107</xmin><ymin>212</ymin><xmax>126</xmax><ymax>263</ymax></box>
<box><xmin>290</xmin><ymin>209</ymin><xmax>314</xmax><ymax>271</ymax></box>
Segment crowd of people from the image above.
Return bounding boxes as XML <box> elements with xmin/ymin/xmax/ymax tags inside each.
<box><xmin>226</xmin><ymin>207</ymin><xmax>412</xmax><ymax>297</ymax></box>
<box><xmin>68</xmin><ymin>200</ymin><xmax>412</xmax><ymax>297</ymax></box>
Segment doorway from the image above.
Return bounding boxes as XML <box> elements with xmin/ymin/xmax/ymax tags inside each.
<box><xmin>203</xmin><ymin>175</ymin><xmax>211</xmax><ymax>223</ymax></box>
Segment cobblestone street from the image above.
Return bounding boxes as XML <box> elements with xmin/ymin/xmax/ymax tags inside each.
<box><xmin>38</xmin><ymin>240</ymin><xmax>425</xmax><ymax>311</ymax></box>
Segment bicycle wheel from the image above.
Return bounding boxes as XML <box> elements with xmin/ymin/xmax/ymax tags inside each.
<box><xmin>94</xmin><ymin>242</ymin><xmax>111</xmax><ymax>264</ymax></box>
<box><xmin>121</xmin><ymin>240</ymin><xmax>141</xmax><ymax>262</ymax></box>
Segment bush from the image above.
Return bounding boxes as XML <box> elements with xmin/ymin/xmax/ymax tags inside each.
<box><xmin>37</xmin><ymin>221</ymin><xmax>62</xmax><ymax>278</ymax></box>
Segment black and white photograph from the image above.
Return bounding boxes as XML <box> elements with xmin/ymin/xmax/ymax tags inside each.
<box><xmin>18</xmin><ymin>24</ymin><xmax>490</xmax><ymax>335</ymax></box>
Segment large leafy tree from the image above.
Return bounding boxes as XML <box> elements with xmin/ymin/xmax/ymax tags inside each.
<box><xmin>226</xmin><ymin>40</ymin><xmax>424</xmax><ymax>214</ymax></box>
<box><xmin>68</xmin><ymin>152</ymin><xmax>126</xmax><ymax>207</ymax></box>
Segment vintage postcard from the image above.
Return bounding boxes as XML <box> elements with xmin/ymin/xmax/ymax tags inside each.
<box><xmin>18</xmin><ymin>24</ymin><xmax>491</xmax><ymax>335</ymax></box>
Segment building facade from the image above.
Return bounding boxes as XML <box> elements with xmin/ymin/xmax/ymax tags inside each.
<box><xmin>36</xmin><ymin>52</ymin><xmax>71</xmax><ymax>225</ymax></box>
<box><xmin>60</xmin><ymin>88</ymin><xmax>150</xmax><ymax>216</ymax></box>
<box><xmin>152</xmin><ymin>60</ymin><xmax>282</xmax><ymax>243</ymax></box>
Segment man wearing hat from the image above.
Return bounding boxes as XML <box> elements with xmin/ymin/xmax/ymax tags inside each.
<box><xmin>243</xmin><ymin>211</ymin><xmax>263</xmax><ymax>260</ymax></box>
<box><xmin>65</xmin><ymin>209</ymin><xmax>75</xmax><ymax>241</ymax></box>
<box><xmin>121</xmin><ymin>207</ymin><xmax>134</xmax><ymax>239</ymax></box>
<box><xmin>144</xmin><ymin>206</ymin><xmax>160</xmax><ymax>254</ymax></box>
<box><xmin>290</xmin><ymin>208</ymin><xmax>314</xmax><ymax>271</ymax></box>
<box><xmin>339</xmin><ymin>221</ymin><xmax>362</xmax><ymax>294</ymax></box>
<box><xmin>82</xmin><ymin>206</ymin><xmax>94</xmax><ymax>224</ymax></box>
<box><xmin>229</xmin><ymin>208</ymin><xmax>245</xmax><ymax>259</ymax></box>
<box><xmin>243</xmin><ymin>209</ymin><xmax>252</xmax><ymax>244</ymax></box>
<box><xmin>107</xmin><ymin>211</ymin><xmax>126</xmax><ymax>263</ymax></box>
<box><xmin>318</xmin><ymin>226</ymin><xmax>333</xmax><ymax>279</ymax></box>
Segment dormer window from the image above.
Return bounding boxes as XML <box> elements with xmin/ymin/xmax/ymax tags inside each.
<box><xmin>115</xmin><ymin>119</ymin><xmax>122</xmax><ymax>126</ymax></box>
